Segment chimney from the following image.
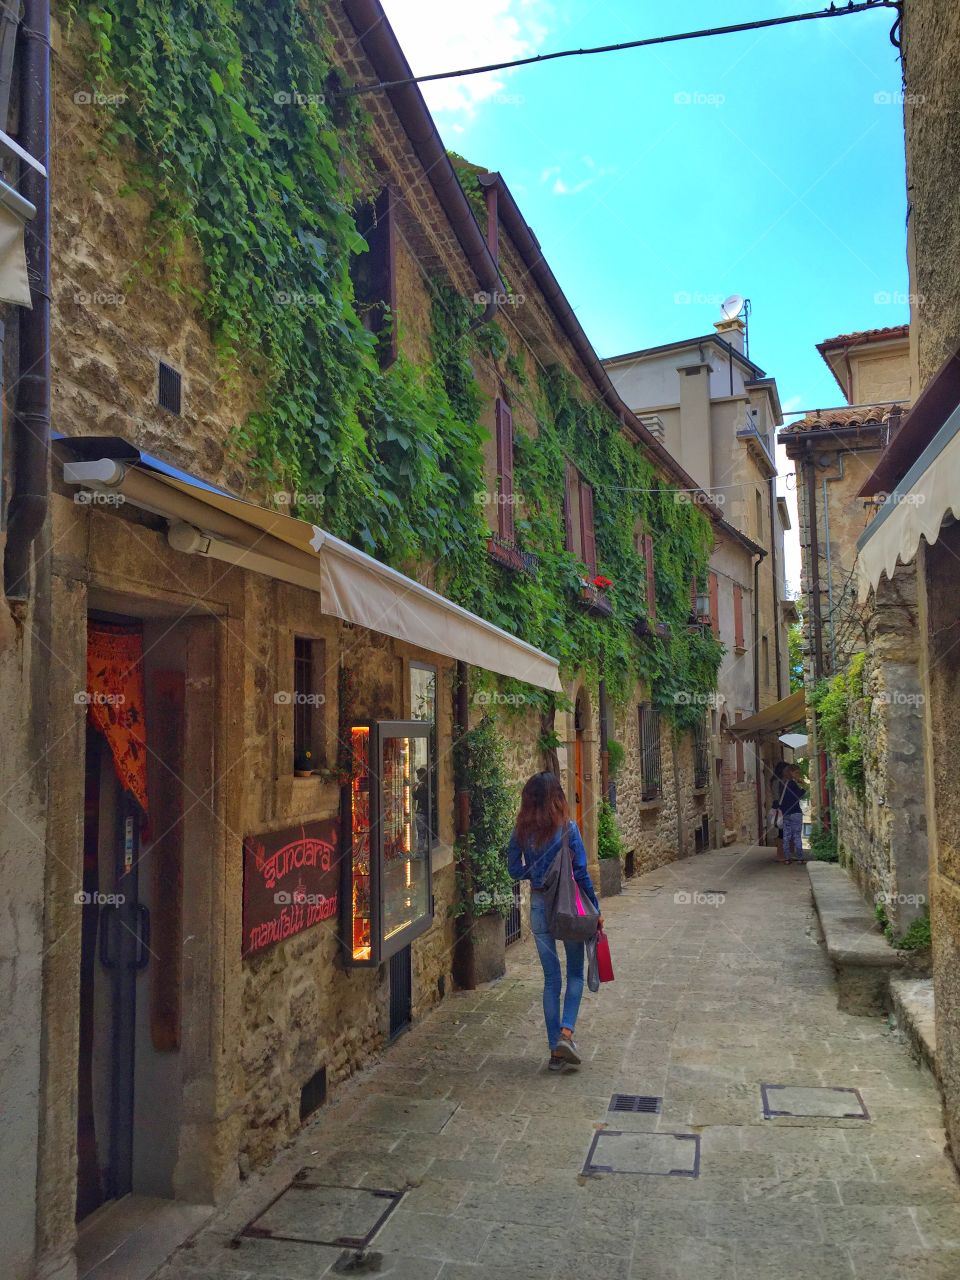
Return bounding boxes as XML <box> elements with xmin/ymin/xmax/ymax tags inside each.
<box><xmin>714</xmin><ymin>316</ymin><xmax>745</xmax><ymax>353</ymax></box>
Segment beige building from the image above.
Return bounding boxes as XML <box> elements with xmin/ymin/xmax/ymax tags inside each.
<box><xmin>604</xmin><ymin>321</ymin><xmax>793</xmax><ymax>844</ymax></box>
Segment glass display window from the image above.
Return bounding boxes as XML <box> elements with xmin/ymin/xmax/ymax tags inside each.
<box><xmin>342</xmin><ymin>721</ymin><xmax>433</xmax><ymax>966</ymax></box>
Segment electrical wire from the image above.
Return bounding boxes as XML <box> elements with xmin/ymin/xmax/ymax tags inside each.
<box><xmin>341</xmin><ymin>2</ymin><xmax>901</xmax><ymax>97</ymax></box>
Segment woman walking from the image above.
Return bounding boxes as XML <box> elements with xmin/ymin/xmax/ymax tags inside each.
<box><xmin>507</xmin><ymin>772</ymin><xmax>602</xmax><ymax>1072</ymax></box>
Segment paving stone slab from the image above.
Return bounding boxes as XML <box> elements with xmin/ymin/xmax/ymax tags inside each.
<box><xmin>762</xmin><ymin>1083</ymin><xmax>870</xmax><ymax>1120</ymax></box>
<box><xmin>584</xmin><ymin>1130</ymin><xmax>700</xmax><ymax>1178</ymax></box>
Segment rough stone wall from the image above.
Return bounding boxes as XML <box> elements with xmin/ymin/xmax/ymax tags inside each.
<box><xmin>902</xmin><ymin>0</ymin><xmax>960</xmax><ymax>388</ymax></box>
<box><xmin>613</xmin><ymin>703</ymin><xmax>701</xmax><ymax>873</ymax></box>
<box><xmin>835</xmin><ymin>567</ymin><xmax>928</xmax><ymax>933</ymax></box>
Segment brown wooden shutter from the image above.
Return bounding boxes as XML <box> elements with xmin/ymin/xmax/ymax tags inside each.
<box><xmin>580</xmin><ymin>481</ymin><xmax>597</xmax><ymax>575</ymax></box>
<box><xmin>643</xmin><ymin>532</ymin><xmax>656</xmax><ymax>621</ymax></box>
<box><xmin>495</xmin><ymin>398</ymin><xmax>514</xmax><ymax>540</ymax></box>
<box><xmin>733</xmin><ymin>583</ymin><xmax>744</xmax><ymax>650</ymax></box>
<box><xmin>563</xmin><ymin>461</ymin><xmax>577</xmax><ymax>553</ymax></box>
<box><xmin>709</xmin><ymin>571</ymin><xmax>719</xmax><ymax>636</ymax></box>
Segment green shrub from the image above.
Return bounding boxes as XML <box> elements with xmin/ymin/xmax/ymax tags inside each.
<box><xmin>597</xmin><ymin>800</ymin><xmax>624</xmax><ymax>861</ymax></box>
<box><xmin>454</xmin><ymin>716</ymin><xmax>516</xmax><ymax>916</ymax></box>
<box><xmin>808</xmin><ymin>825</ymin><xmax>838</xmax><ymax>862</ymax></box>
<box><xmin>606</xmin><ymin>739</ymin><xmax>625</xmax><ymax>780</ymax></box>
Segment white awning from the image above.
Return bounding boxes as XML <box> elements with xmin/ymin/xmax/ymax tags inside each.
<box><xmin>857</xmin><ymin>401</ymin><xmax>960</xmax><ymax>600</ymax></box>
<box><xmin>728</xmin><ymin>689</ymin><xmax>805</xmax><ymax>740</ymax></box>
<box><xmin>63</xmin><ymin>454</ymin><xmax>563</xmax><ymax>692</ymax></box>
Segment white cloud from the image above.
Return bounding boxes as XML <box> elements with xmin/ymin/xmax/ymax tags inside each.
<box><xmin>540</xmin><ymin>153</ymin><xmax>615</xmax><ymax>196</ymax></box>
<box><xmin>379</xmin><ymin>0</ymin><xmax>550</xmax><ymax>118</ymax></box>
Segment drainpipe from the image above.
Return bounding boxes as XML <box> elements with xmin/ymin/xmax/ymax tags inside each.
<box><xmin>598</xmin><ymin>678</ymin><xmax>612</xmax><ymax>809</ymax></box>
<box><xmin>452</xmin><ymin>660</ymin><xmax>476</xmax><ymax>990</ymax></box>
<box><xmin>3</xmin><ymin>0</ymin><xmax>51</xmax><ymax>600</ymax></box>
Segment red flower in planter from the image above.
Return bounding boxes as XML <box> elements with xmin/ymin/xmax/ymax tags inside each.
<box><xmin>592</xmin><ymin>575</ymin><xmax>614</xmax><ymax>591</ymax></box>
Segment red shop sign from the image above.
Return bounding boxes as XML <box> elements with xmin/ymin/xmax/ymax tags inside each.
<box><xmin>242</xmin><ymin>818</ymin><xmax>341</xmax><ymax>958</ymax></box>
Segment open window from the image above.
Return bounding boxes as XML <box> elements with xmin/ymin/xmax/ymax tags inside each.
<box><xmin>352</xmin><ymin>187</ymin><xmax>397</xmax><ymax>368</ymax></box>
<box><xmin>343</xmin><ymin>721</ymin><xmax>434</xmax><ymax>967</ymax></box>
<box><xmin>564</xmin><ymin>462</ymin><xmax>597</xmax><ymax>575</ymax></box>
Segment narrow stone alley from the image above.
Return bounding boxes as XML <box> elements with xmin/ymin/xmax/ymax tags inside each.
<box><xmin>128</xmin><ymin>847</ymin><xmax>959</xmax><ymax>1280</ymax></box>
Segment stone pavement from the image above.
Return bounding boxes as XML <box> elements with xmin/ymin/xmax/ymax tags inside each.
<box><xmin>154</xmin><ymin>844</ymin><xmax>960</xmax><ymax>1280</ymax></box>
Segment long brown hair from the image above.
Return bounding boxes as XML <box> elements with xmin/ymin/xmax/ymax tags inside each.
<box><xmin>515</xmin><ymin>771</ymin><xmax>569</xmax><ymax>850</ymax></box>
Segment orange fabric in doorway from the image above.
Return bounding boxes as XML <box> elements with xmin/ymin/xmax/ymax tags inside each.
<box><xmin>86</xmin><ymin>623</ymin><xmax>149</xmax><ymax>815</ymax></box>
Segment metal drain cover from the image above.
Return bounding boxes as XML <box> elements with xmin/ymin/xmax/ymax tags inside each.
<box><xmin>609</xmin><ymin>1094</ymin><xmax>662</xmax><ymax>1114</ymax></box>
<box><xmin>584</xmin><ymin>1130</ymin><xmax>700</xmax><ymax>1177</ymax></box>
<box><xmin>761</xmin><ymin>1084</ymin><xmax>870</xmax><ymax>1120</ymax></box>
<box><xmin>243</xmin><ymin>1172</ymin><xmax>403</xmax><ymax>1248</ymax></box>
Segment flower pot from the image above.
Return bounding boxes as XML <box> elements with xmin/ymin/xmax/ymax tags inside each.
<box><xmin>472</xmin><ymin>910</ymin><xmax>507</xmax><ymax>984</ymax></box>
<box><xmin>599</xmin><ymin>858</ymin><xmax>622</xmax><ymax>898</ymax></box>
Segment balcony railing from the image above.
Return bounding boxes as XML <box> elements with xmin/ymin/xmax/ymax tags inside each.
<box><xmin>486</xmin><ymin>534</ymin><xmax>539</xmax><ymax>577</ymax></box>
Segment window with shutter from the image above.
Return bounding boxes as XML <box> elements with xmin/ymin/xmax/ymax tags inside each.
<box><xmin>643</xmin><ymin>532</ymin><xmax>656</xmax><ymax>621</ymax></box>
<box><xmin>580</xmin><ymin>481</ymin><xmax>597</xmax><ymax>575</ymax></box>
<box><xmin>733</xmin><ymin>583</ymin><xmax>745</xmax><ymax>651</ymax></box>
<box><xmin>563</xmin><ymin>460</ymin><xmax>578</xmax><ymax>556</ymax></box>
<box><xmin>495</xmin><ymin>398</ymin><xmax>515</xmax><ymax>540</ymax></box>
<box><xmin>708</xmin><ymin>571</ymin><xmax>720</xmax><ymax>636</ymax></box>
<box><xmin>351</xmin><ymin>187</ymin><xmax>397</xmax><ymax>368</ymax></box>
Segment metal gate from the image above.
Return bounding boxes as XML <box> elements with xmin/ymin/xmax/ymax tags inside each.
<box><xmin>505</xmin><ymin>881</ymin><xmax>521</xmax><ymax>946</ymax></box>
<box><xmin>388</xmin><ymin>944</ymin><xmax>412</xmax><ymax>1039</ymax></box>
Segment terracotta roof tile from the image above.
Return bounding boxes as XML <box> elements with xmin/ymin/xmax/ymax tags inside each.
<box><xmin>779</xmin><ymin>406</ymin><xmax>889</xmax><ymax>435</ymax></box>
<box><xmin>816</xmin><ymin>324</ymin><xmax>909</xmax><ymax>352</ymax></box>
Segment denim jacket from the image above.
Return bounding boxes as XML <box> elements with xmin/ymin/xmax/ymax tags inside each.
<box><xmin>507</xmin><ymin>820</ymin><xmax>600</xmax><ymax>911</ymax></box>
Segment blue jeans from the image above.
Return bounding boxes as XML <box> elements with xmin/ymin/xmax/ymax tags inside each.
<box><xmin>783</xmin><ymin>811</ymin><xmax>804</xmax><ymax>859</ymax></box>
<box><xmin>530</xmin><ymin>894</ymin><xmax>585</xmax><ymax>1051</ymax></box>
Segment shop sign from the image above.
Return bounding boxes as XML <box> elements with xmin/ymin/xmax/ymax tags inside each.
<box><xmin>242</xmin><ymin>818</ymin><xmax>340</xmax><ymax>957</ymax></box>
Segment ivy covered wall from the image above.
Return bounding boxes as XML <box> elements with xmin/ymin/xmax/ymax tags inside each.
<box><xmin>72</xmin><ymin>0</ymin><xmax>723</xmax><ymax>719</ymax></box>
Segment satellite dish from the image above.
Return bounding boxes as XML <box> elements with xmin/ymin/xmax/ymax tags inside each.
<box><xmin>721</xmin><ymin>294</ymin><xmax>745</xmax><ymax>320</ymax></box>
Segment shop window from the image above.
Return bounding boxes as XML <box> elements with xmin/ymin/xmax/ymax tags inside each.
<box><xmin>638</xmin><ymin>704</ymin><xmax>662</xmax><ymax>801</ymax></box>
<box><xmin>494</xmin><ymin>397</ymin><xmax>515</xmax><ymax>540</ymax></box>
<box><xmin>564</xmin><ymin>461</ymin><xmax>597</xmax><ymax>575</ymax></box>
<box><xmin>344</xmin><ymin>721</ymin><xmax>434</xmax><ymax>966</ymax></box>
<box><xmin>351</xmin><ymin>187</ymin><xmax>397</xmax><ymax>368</ymax></box>
<box><xmin>409</xmin><ymin>662</ymin><xmax>439</xmax><ymax>844</ymax></box>
<box><xmin>293</xmin><ymin>636</ymin><xmax>325</xmax><ymax>773</ymax></box>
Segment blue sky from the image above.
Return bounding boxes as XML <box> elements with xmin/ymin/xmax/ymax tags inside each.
<box><xmin>381</xmin><ymin>0</ymin><xmax>910</xmax><ymax>586</ymax></box>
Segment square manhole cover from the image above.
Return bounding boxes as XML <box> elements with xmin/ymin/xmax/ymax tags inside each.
<box><xmin>243</xmin><ymin>1172</ymin><xmax>403</xmax><ymax>1248</ymax></box>
<box><xmin>761</xmin><ymin>1084</ymin><xmax>870</xmax><ymax>1120</ymax></box>
<box><xmin>583</xmin><ymin>1130</ymin><xmax>700</xmax><ymax>1178</ymax></box>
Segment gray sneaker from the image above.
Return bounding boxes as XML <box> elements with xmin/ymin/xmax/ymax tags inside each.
<box><xmin>552</xmin><ymin>1036</ymin><xmax>581</xmax><ymax>1065</ymax></box>
<box><xmin>548</xmin><ymin>1055</ymin><xmax>568</xmax><ymax>1072</ymax></box>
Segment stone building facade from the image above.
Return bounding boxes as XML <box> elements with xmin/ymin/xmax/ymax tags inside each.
<box><xmin>0</xmin><ymin>4</ymin><xmax>754</xmax><ymax>1278</ymax></box>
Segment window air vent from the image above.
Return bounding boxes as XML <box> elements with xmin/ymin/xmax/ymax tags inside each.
<box><xmin>158</xmin><ymin>360</ymin><xmax>182</xmax><ymax>415</ymax></box>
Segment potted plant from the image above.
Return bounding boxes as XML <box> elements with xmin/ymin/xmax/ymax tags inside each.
<box><xmin>453</xmin><ymin>715</ymin><xmax>516</xmax><ymax>984</ymax></box>
<box><xmin>294</xmin><ymin>747</ymin><xmax>315</xmax><ymax>778</ymax></box>
<box><xmin>597</xmin><ymin>799</ymin><xmax>624</xmax><ymax>897</ymax></box>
